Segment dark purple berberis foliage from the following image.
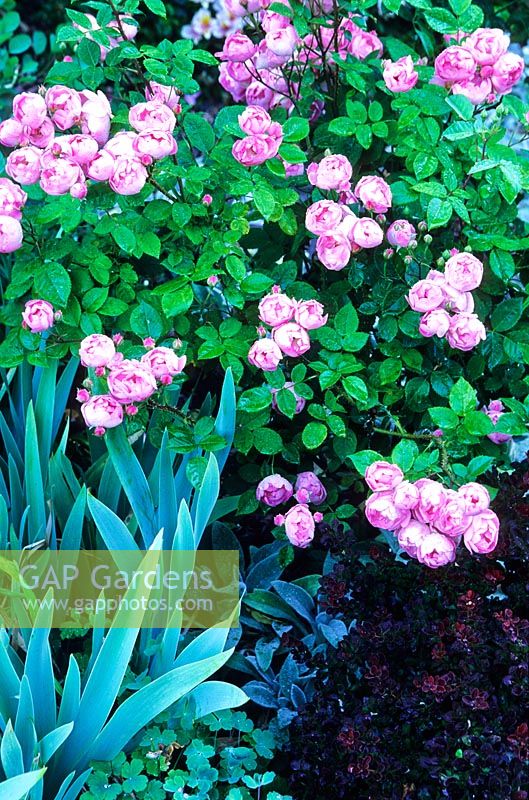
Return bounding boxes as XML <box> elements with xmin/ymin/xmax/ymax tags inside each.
<box><xmin>285</xmin><ymin>464</ymin><xmax>529</xmax><ymax>800</ymax></box>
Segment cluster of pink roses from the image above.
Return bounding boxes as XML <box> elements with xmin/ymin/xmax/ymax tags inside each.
<box><xmin>77</xmin><ymin>334</ymin><xmax>186</xmax><ymax>436</ymax></box>
<box><xmin>433</xmin><ymin>28</ymin><xmax>524</xmax><ymax>104</ymax></box>
<box><xmin>407</xmin><ymin>251</ymin><xmax>486</xmax><ymax>351</ymax></box>
<box><xmin>256</xmin><ymin>470</ymin><xmax>326</xmax><ymax>547</ymax></box>
<box><xmin>217</xmin><ymin>3</ymin><xmax>382</xmax><ymax>113</ymax></box>
<box><xmin>232</xmin><ymin>105</ymin><xmax>284</xmax><ymax>167</ymax></box>
<box><xmin>305</xmin><ymin>155</ymin><xmax>393</xmax><ymax>270</ymax></box>
<box><xmin>248</xmin><ymin>285</ymin><xmax>327</xmax><ymax>371</ymax></box>
<box><xmin>364</xmin><ymin>460</ymin><xmax>500</xmax><ymax>568</ymax></box>
<box><xmin>0</xmin><ymin>82</ymin><xmax>181</xmax><ymax>247</ymax></box>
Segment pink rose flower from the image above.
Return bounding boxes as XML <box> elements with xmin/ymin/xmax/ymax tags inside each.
<box><xmin>452</xmin><ymin>76</ymin><xmax>493</xmax><ymax>104</ymax></box>
<box><xmin>265</xmin><ymin>25</ymin><xmax>298</xmax><ymax>58</ymax></box>
<box><xmin>133</xmin><ymin>129</ymin><xmax>177</xmax><ymax>160</ymax></box>
<box><xmin>416</xmin><ymin>532</ymin><xmax>457</xmax><ymax>568</ymax></box>
<box><xmin>26</xmin><ymin>118</ymin><xmax>55</xmax><ymax>149</ymax></box>
<box><xmin>415</xmin><ymin>478</ymin><xmax>447</xmax><ymax>524</ymax></box>
<box><xmin>70</xmin><ymin>177</ymin><xmax>87</xmax><ymax>199</ymax></box>
<box><xmin>238</xmin><ymin>105</ymin><xmax>272</xmax><ymax>135</ymax></box>
<box><xmin>109</xmin><ymin>157</ymin><xmax>148</xmax><ymax>195</ymax></box>
<box><xmin>272</xmin><ymin>321</ymin><xmax>311</xmax><ymax>357</ymax></box>
<box><xmin>140</xmin><ymin>347</ymin><xmax>186</xmax><ymax>379</ymax></box>
<box><xmin>419</xmin><ymin>309</ymin><xmax>451</xmax><ymax>338</ymax></box>
<box><xmin>434</xmin><ymin>46</ymin><xmax>477</xmax><ymax>83</ymax></box>
<box><xmin>40</xmin><ymin>158</ymin><xmax>81</xmax><ymax>196</ymax></box>
<box><xmin>271</xmin><ymin>381</ymin><xmax>306</xmax><ymax>415</ymax></box>
<box><xmin>248</xmin><ymin>338</ymin><xmax>283</xmax><ymax>371</ymax></box>
<box><xmin>444</xmin><ymin>252</ymin><xmax>483</xmax><ymax>292</ymax></box>
<box><xmin>129</xmin><ymin>101</ymin><xmax>176</xmax><ymax>133</ymax></box>
<box><xmin>463</xmin><ymin>509</ymin><xmax>499</xmax><ymax>554</ymax></box>
<box><xmin>6</xmin><ymin>146</ymin><xmax>42</xmax><ymax>185</ymax></box>
<box><xmin>442</xmin><ymin>284</ymin><xmax>474</xmax><ymax>313</ymax></box>
<box><xmin>284</xmin><ymin>503</ymin><xmax>315</xmax><ymax>547</ymax></box>
<box><xmin>386</xmin><ymin>219</ymin><xmax>416</xmax><ymax>248</ymax></box>
<box><xmin>217</xmin><ymin>32</ymin><xmax>258</xmax><ymax>62</ymax></box>
<box><xmin>365</xmin><ymin>461</ymin><xmax>404</xmax><ymax>492</ymax></box>
<box><xmin>232</xmin><ymin>133</ymin><xmax>280</xmax><ymax>166</ymax></box>
<box><xmin>491</xmin><ymin>52</ymin><xmax>524</xmax><ymax>94</ymax></box>
<box><xmin>393</xmin><ymin>480</ymin><xmax>420</xmax><ymax>510</ymax></box>
<box><xmin>434</xmin><ymin>490</ymin><xmax>471</xmax><ymax>536</ymax></box>
<box><xmin>294</xmin><ymin>299</ymin><xmax>328</xmax><ymax>330</ymax></box>
<box><xmin>224</xmin><ymin>0</ymin><xmax>262</xmax><ymax>15</ymax></box>
<box><xmin>145</xmin><ymin>81</ymin><xmax>181</xmax><ymax>114</ymax></box>
<box><xmin>0</xmin><ymin>178</ymin><xmax>27</xmax><ymax>220</ymax></box>
<box><xmin>316</xmin><ymin>231</ymin><xmax>351</xmax><ymax>271</ymax></box>
<box><xmin>458</xmin><ymin>482</ymin><xmax>490</xmax><ymax>516</ymax></box>
<box><xmin>397</xmin><ymin>519</ymin><xmax>430</xmax><ymax>558</ymax></box>
<box><xmin>107</xmin><ymin>360</ymin><xmax>158</xmax><ymax>403</ymax></box>
<box><xmin>80</xmin><ymin>89</ymin><xmax>112</xmax><ymax>146</ymax></box>
<box><xmin>86</xmin><ymin>151</ymin><xmax>116</xmax><ymax>181</ymax></box>
<box><xmin>258</xmin><ymin>291</ymin><xmax>296</xmax><ymax>326</ymax></box>
<box><xmin>354</xmin><ymin>175</ymin><xmax>392</xmax><ymax>213</ymax></box>
<box><xmin>245</xmin><ymin>81</ymin><xmax>274</xmax><ymax>109</ymax></box>
<box><xmin>68</xmin><ymin>134</ymin><xmax>100</xmax><ymax>165</ymax></box>
<box><xmin>365</xmin><ymin>490</ymin><xmax>411</xmax><ymax>531</ymax></box>
<box><xmin>45</xmin><ymin>85</ymin><xmax>82</xmax><ymax>130</ymax></box>
<box><xmin>382</xmin><ymin>56</ymin><xmax>419</xmax><ymax>92</ymax></box>
<box><xmin>22</xmin><ymin>299</ymin><xmax>54</xmax><ymax>332</ymax></box>
<box><xmin>81</xmin><ymin>394</ymin><xmax>123</xmax><ymax>431</ymax></box>
<box><xmin>12</xmin><ymin>92</ymin><xmax>47</xmax><ymax>128</ymax></box>
<box><xmin>256</xmin><ymin>474</ymin><xmax>294</xmax><ymax>506</ymax></box>
<box><xmin>104</xmin><ymin>132</ymin><xmax>136</xmax><ymax>158</ymax></box>
<box><xmin>446</xmin><ymin>312</ymin><xmax>486</xmax><ymax>351</ymax></box>
<box><xmin>0</xmin><ymin>118</ymin><xmax>24</xmax><ymax>147</ymax></box>
<box><xmin>351</xmin><ymin>217</ymin><xmax>384</xmax><ymax>248</ymax></box>
<box><xmin>463</xmin><ymin>28</ymin><xmax>509</xmax><ymax>65</ymax></box>
<box><xmin>0</xmin><ymin>215</ymin><xmax>23</xmax><ymax>253</ymax></box>
<box><xmin>295</xmin><ymin>471</ymin><xmax>326</xmax><ymax>504</ymax></box>
<box><xmin>305</xmin><ymin>200</ymin><xmax>344</xmax><ymax>235</ymax></box>
<box><xmin>307</xmin><ymin>154</ymin><xmax>353</xmax><ymax>191</ymax></box>
<box><xmin>79</xmin><ymin>334</ymin><xmax>116</xmax><ymax>368</ymax></box>
<box><xmin>340</xmin><ymin>22</ymin><xmax>383</xmax><ymax>60</ymax></box>
<box><xmin>407</xmin><ymin>280</ymin><xmax>445</xmax><ymax>313</ymax></box>
<box><xmin>261</xmin><ymin>9</ymin><xmax>292</xmax><ymax>32</ymax></box>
